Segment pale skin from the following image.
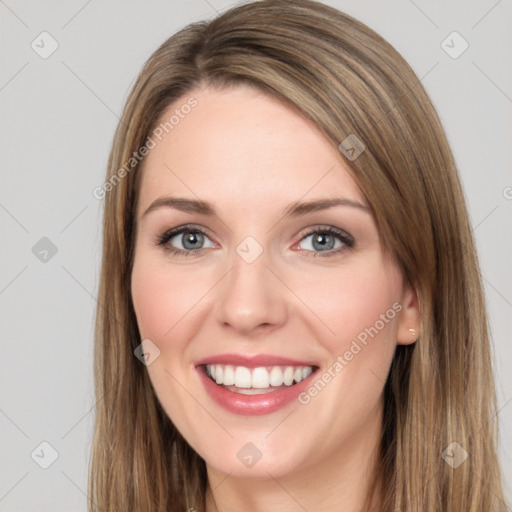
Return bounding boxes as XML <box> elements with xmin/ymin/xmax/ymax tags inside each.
<box><xmin>131</xmin><ymin>84</ymin><xmax>420</xmax><ymax>511</ymax></box>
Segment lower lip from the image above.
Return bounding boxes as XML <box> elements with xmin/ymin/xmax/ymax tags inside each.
<box><xmin>197</xmin><ymin>366</ymin><xmax>316</xmax><ymax>416</ymax></box>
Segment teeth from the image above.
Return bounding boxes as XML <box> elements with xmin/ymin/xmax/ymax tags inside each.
<box><xmin>223</xmin><ymin>365</ymin><xmax>235</xmax><ymax>385</ymax></box>
<box><xmin>215</xmin><ymin>365</ymin><xmax>223</xmax><ymax>385</ymax></box>
<box><xmin>269</xmin><ymin>366</ymin><xmax>284</xmax><ymax>386</ymax></box>
<box><xmin>302</xmin><ymin>366</ymin><xmax>313</xmax><ymax>380</ymax></box>
<box><xmin>252</xmin><ymin>367</ymin><xmax>269</xmax><ymax>388</ymax></box>
<box><xmin>205</xmin><ymin>363</ymin><xmax>315</xmax><ymax>389</ymax></box>
<box><xmin>283</xmin><ymin>366</ymin><xmax>294</xmax><ymax>386</ymax></box>
<box><xmin>234</xmin><ymin>366</ymin><xmax>252</xmax><ymax>388</ymax></box>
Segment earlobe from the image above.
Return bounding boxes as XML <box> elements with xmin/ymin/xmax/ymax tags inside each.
<box><xmin>397</xmin><ymin>284</ymin><xmax>421</xmax><ymax>345</ymax></box>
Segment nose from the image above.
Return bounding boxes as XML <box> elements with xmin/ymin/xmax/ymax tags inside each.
<box><xmin>215</xmin><ymin>244</ymin><xmax>288</xmax><ymax>337</ymax></box>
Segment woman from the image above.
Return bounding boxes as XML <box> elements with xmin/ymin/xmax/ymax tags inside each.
<box><xmin>89</xmin><ymin>0</ymin><xmax>507</xmax><ymax>510</ymax></box>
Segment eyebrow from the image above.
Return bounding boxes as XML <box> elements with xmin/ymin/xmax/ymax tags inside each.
<box><xmin>141</xmin><ymin>196</ymin><xmax>370</xmax><ymax>219</ymax></box>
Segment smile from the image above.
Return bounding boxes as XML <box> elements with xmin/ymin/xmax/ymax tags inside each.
<box><xmin>195</xmin><ymin>355</ymin><xmax>319</xmax><ymax>415</ymax></box>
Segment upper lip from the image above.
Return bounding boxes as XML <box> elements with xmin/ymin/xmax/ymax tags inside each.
<box><xmin>195</xmin><ymin>353</ymin><xmax>318</xmax><ymax>368</ymax></box>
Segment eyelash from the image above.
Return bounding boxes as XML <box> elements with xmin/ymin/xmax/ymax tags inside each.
<box><xmin>154</xmin><ymin>224</ymin><xmax>355</xmax><ymax>258</ymax></box>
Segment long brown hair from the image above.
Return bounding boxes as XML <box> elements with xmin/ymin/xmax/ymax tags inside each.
<box><xmin>89</xmin><ymin>1</ymin><xmax>507</xmax><ymax>510</ymax></box>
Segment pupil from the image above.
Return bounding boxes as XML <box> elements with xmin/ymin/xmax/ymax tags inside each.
<box><xmin>313</xmin><ymin>233</ymin><xmax>334</xmax><ymax>251</ymax></box>
<box><xmin>183</xmin><ymin>231</ymin><xmax>203</xmax><ymax>250</ymax></box>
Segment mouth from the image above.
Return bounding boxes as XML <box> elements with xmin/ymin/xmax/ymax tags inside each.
<box><xmin>195</xmin><ymin>356</ymin><xmax>320</xmax><ymax>415</ymax></box>
<box><xmin>201</xmin><ymin>363</ymin><xmax>317</xmax><ymax>395</ymax></box>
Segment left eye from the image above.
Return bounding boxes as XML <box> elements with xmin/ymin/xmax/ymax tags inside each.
<box><xmin>297</xmin><ymin>230</ymin><xmax>347</xmax><ymax>253</ymax></box>
<box><xmin>293</xmin><ymin>226</ymin><xmax>354</xmax><ymax>257</ymax></box>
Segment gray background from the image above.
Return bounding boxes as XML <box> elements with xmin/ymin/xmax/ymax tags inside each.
<box><xmin>1</xmin><ymin>0</ymin><xmax>511</xmax><ymax>510</ymax></box>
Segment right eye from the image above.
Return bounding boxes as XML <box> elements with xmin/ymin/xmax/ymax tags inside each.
<box><xmin>155</xmin><ymin>225</ymin><xmax>216</xmax><ymax>257</ymax></box>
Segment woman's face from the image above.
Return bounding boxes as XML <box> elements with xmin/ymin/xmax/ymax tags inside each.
<box><xmin>131</xmin><ymin>84</ymin><xmax>418</xmax><ymax>480</ymax></box>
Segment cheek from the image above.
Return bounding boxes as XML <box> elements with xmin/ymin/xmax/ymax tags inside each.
<box><xmin>131</xmin><ymin>257</ymin><xmax>203</xmax><ymax>343</ymax></box>
<box><xmin>301</xmin><ymin>257</ymin><xmax>402</xmax><ymax>357</ymax></box>
<box><xmin>131</xmin><ymin>267</ymin><xmax>168</xmax><ymax>341</ymax></box>
<box><xmin>130</xmin><ymin>257</ymin><xmax>204</xmax><ymax>430</ymax></box>
<box><xmin>289</xmin><ymin>259</ymin><xmax>403</xmax><ymax>441</ymax></box>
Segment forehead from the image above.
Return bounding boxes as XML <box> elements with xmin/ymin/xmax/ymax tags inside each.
<box><xmin>137</xmin><ymin>85</ymin><xmax>364</xmax><ymax>214</ymax></box>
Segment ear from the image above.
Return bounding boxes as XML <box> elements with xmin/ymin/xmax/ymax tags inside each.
<box><xmin>396</xmin><ymin>283</ymin><xmax>421</xmax><ymax>345</ymax></box>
